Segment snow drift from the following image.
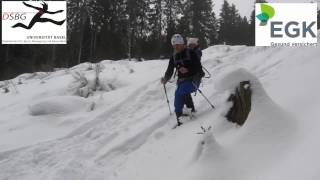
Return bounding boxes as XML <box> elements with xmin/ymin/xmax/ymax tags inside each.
<box><xmin>181</xmin><ymin>69</ymin><xmax>299</xmax><ymax>180</ymax></box>
<box><xmin>28</xmin><ymin>96</ymin><xmax>93</xmax><ymax>116</ymax></box>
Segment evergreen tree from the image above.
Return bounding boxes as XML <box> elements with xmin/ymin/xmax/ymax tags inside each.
<box><xmin>229</xmin><ymin>4</ymin><xmax>240</xmax><ymax>44</ymax></box>
<box><xmin>238</xmin><ymin>16</ymin><xmax>251</xmax><ymax>45</ymax></box>
<box><xmin>67</xmin><ymin>0</ymin><xmax>105</xmax><ymax>64</ymax></box>
<box><xmin>218</xmin><ymin>0</ymin><xmax>242</xmax><ymax>45</ymax></box>
<box><xmin>163</xmin><ymin>0</ymin><xmax>183</xmax><ymax>55</ymax></box>
<box><xmin>144</xmin><ymin>0</ymin><xmax>165</xmax><ymax>58</ymax></box>
<box><xmin>178</xmin><ymin>0</ymin><xmax>218</xmax><ymax>47</ymax></box>
<box><xmin>147</xmin><ymin>0</ymin><xmax>164</xmax><ymax>39</ymax></box>
<box><xmin>218</xmin><ymin>0</ymin><xmax>231</xmax><ymax>44</ymax></box>
<box><xmin>126</xmin><ymin>0</ymin><xmax>150</xmax><ymax>59</ymax></box>
<box><xmin>96</xmin><ymin>0</ymin><xmax>128</xmax><ymax>59</ymax></box>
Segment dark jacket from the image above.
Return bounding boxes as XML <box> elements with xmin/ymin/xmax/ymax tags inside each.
<box><xmin>164</xmin><ymin>48</ymin><xmax>204</xmax><ymax>83</ymax></box>
<box><xmin>194</xmin><ymin>46</ymin><xmax>202</xmax><ymax>60</ymax></box>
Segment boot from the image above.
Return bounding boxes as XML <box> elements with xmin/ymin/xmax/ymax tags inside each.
<box><xmin>175</xmin><ymin>112</ymin><xmax>183</xmax><ymax>126</ymax></box>
<box><xmin>184</xmin><ymin>94</ymin><xmax>196</xmax><ymax>113</ymax></box>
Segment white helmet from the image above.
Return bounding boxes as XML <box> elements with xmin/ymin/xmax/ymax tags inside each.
<box><xmin>171</xmin><ymin>34</ymin><xmax>184</xmax><ymax>46</ymax></box>
<box><xmin>187</xmin><ymin>37</ymin><xmax>199</xmax><ymax>46</ymax></box>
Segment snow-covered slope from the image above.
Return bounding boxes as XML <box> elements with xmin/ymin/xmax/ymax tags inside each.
<box><xmin>0</xmin><ymin>42</ymin><xmax>320</xmax><ymax>180</ymax></box>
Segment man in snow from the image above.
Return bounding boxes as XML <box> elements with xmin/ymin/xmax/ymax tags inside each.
<box><xmin>161</xmin><ymin>34</ymin><xmax>204</xmax><ymax>126</ymax></box>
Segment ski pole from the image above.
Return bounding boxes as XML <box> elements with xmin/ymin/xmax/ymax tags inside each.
<box><xmin>202</xmin><ymin>67</ymin><xmax>211</xmax><ymax>79</ymax></box>
<box><xmin>163</xmin><ymin>83</ymin><xmax>172</xmax><ymax>115</ymax></box>
<box><xmin>192</xmin><ymin>82</ymin><xmax>215</xmax><ymax>109</ymax></box>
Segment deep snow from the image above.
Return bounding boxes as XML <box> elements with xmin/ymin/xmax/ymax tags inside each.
<box><xmin>0</xmin><ymin>39</ymin><xmax>320</xmax><ymax>179</ymax></box>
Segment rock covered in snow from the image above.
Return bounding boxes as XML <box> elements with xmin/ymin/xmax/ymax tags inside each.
<box><xmin>226</xmin><ymin>80</ymin><xmax>252</xmax><ymax>126</ymax></box>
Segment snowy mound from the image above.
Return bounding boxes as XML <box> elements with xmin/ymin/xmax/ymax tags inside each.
<box><xmin>219</xmin><ymin>69</ymin><xmax>298</xmax><ymax>146</ymax></box>
<box><xmin>216</xmin><ymin>68</ymin><xmax>256</xmax><ymax>91</ymax></box>
<box><xmin>29</xmin><ymin>96</ymin><xmax>92</xmax><ymax>116</ymax></box>
<box><xmin>186</xmin><ymin>69</ymin><xmax>299</xmax><ymax>180</ymax></box>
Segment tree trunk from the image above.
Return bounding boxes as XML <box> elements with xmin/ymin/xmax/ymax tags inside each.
<box><xmin>128</xmin><ymin>26</ymin><xmax>133</xmax><ymax>61</ymax></box>
<box><xmin>90</xmin><ymin>30</ymin><xmax>97</xmax><ymax>62</ymax></box>
<box><xmin>5</xmin><ymin>45</ymin><xmax>10</xmax><ymax>63</ymax></box>
<box><xmin>50</xmin><ymin>45</ymin><xmax>56</xmax><ymax>71</ymax></box>
<box><xmin>226</xmin><ymin>81</ymin><xmax>252</xmax><ymax>126</ymax></box>
<box><xmin>78</xmin><ymin>13</ymin><xmax>86</xmax><ymax>65</ymax></box>
<box><xmin>93</xmin><ymin>31</ymin><xmax>97</xmax><ymax>60</ymax></box>
<box><xmin>78</xmin><ymin>31</ymin><xmax>83</xmax><ymax>64</ymax></box>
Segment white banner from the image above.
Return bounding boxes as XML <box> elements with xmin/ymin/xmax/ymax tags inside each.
<box><xmin>255</xmin><ymin>3</ymin><xmax>317</xmax><ymax>47</ymax></box>
<box><xmin>2</xmin><ymin>1</ymin><xmax>67</xmax><ymax>44</ymax></box>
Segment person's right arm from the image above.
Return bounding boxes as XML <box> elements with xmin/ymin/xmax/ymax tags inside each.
<box><xmin>162</xmin><ymin>57</ymin><xmax>174</xmax><ymax>83</ymax></box>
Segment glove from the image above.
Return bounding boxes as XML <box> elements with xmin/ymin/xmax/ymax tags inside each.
<box><xmin>161</xmin><ymin>77</ymin><xmax>168</xmax><ymax>84</ymax></box>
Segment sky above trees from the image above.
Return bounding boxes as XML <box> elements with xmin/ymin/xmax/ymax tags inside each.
<box><xmin>213</xmin><ymin>0</ymin><xmax>318</xmax><ymax>18</ymax></box>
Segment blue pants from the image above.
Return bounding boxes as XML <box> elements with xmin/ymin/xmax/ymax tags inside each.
<box><xmin>174</xmin><ymin>81</ymin><xmax>200</xmax><ymax>114</ymax></box>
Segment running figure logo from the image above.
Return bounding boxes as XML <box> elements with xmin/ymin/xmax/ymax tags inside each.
<box><xmin>12</xmin><ymin>1</ymin><xmax>65</xmax><ymax>29</ymax></box>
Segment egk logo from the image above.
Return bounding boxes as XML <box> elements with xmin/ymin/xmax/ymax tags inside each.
<box><xmin>255</xmin><ymin>3</ymin><xmax>318</xmax><ymax>47</ymax></box>
<box><xmin>11</xmin><ymin>1</ymin><xmax>65</xmax><ymax>30</ymax></box>
<box><xmin>256</xmin><ymin>4</ymin><xmax>275</xmax><ymax>26</ymax></box>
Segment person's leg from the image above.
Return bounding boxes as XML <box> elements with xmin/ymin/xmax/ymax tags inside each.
<box><xmin>184</xmin><ymin>93</ymin><xmax>195</xmax><ymax>111</ymax></box>
<box><xmin>174</xmin><ymin>81</ymin><xmax>198</xmax><ymax>123</ymax></box>
<box><xmin>188</xmin><ymin>80</ymin><xmax>201</xmax><ymax>112</ymax></box>
<box><xmin>174</xmin><ymin>85</ymin><xmax>185</xmax><ymax>117</ymax></box>
<box><xmin>192</xmin><ymin>80</ymin><xmax>201</xmax><ymax>89</ymax></box>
